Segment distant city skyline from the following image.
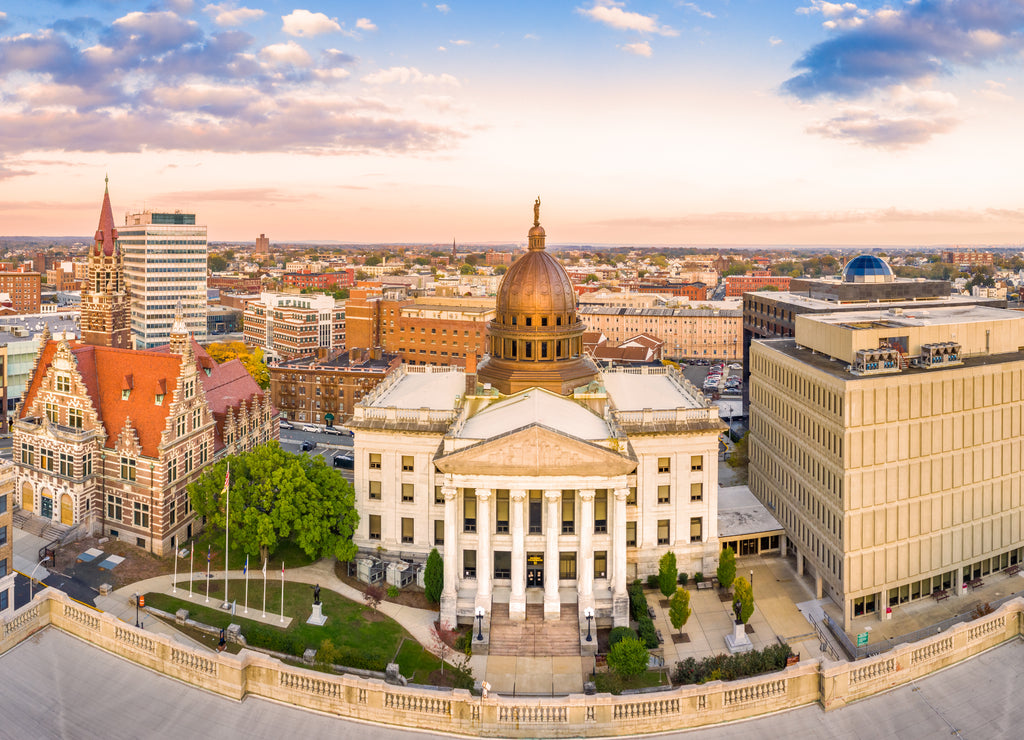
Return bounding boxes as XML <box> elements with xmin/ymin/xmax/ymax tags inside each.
<box><xmin>1</xmin><ymin>1</ymin><xmax>1023</xmax><ymax>245</ymax></box>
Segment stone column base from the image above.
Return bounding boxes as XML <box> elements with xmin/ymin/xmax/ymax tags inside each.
<box><xmin>544</xmin><ymin>597</ymin><xmax>561</xmax><ymax>621</ymax></box>
<box><xmin>509</xmin><ymin>597</ymin><xmax>526</xmax><ymax>621</ymax></box>
<box><xmin>612</xmin><ymin>595</ymin><xmax>629</xmax><ymax>628</ymax></box>
<box><xmin>440</xmin><ymin>593</ymin><xmax>457</xmax><ymax>630</ymax></box>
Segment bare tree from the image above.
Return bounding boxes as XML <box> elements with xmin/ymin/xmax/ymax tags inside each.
<box><xmin>363</xmin><ymin>583</ymin><xmax>385</xmax><ymax>611</ymax></box>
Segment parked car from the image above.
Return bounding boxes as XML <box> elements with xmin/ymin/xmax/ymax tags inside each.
<box><xmin>729</xmin><ymin>363</ymin><xmax>742</xmax><ymax>370</ymax></box>
<box><xmin>278</xmin><ymin>419</ymin><xmax>293</xmax><ymax>430</ymax></box>
<box><xmin>333</xmin><ymin>452</ymin><xmax>354</xmax><ymax>469</ymax></box>
<box><xmin>300</xmin><ymin>424</ymin><xmax>318</xmax><ymax>433</ymax></box>
<box><xmin>301</xmin><ymin>440</ymin><xmax>316</xmax><ymax>452</ymax></box>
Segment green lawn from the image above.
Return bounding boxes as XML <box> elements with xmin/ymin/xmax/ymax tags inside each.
<box><xmin>147</xmin><ymin>579</ymin><xmax>411</xmax><ymax>670</ymax></box>
<box><xmin>395</xmin><ymin>638</ymin><xmax>443</xmax><ymax>683</ymax></box>
<box><xmin>594</xmin><ymin>670</ymin><xmax>671</xmax><ymax>695</ymax></box>
<box><xmin>182</xmin><ymin>528</ymin><xmax>317</xmax><ymax>572</ymax></box>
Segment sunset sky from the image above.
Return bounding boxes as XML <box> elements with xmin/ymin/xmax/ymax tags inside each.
<box><xmin>1</xmin><ymin>1</ymin><xmax>1023</xmax><ymax>246</ymax></box>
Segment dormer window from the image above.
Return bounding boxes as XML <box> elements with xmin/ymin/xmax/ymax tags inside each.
<box><xmin>155</xmin><ymin>394</ymin><xmax>165</xmax><ymax>406</ymax></box>
<box><xmin>56</xmin><ymin>374</ymin><xmax>71</xmax><ymax>393</ymax></box>
<box><xmin>121</xmin><ymin>389</ymin><xmax>131</xmax><ymax>400</ymax></box>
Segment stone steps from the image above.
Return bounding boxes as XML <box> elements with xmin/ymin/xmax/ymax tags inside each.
<box><xmin>488</xmin><ymin>603</ymin><xmax>581</xmax><ymax>657</ymax></box>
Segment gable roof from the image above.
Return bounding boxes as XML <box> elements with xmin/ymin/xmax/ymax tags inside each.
<box><xmin>457</xmin><ymin>387</ymin><xmax>612</xmax><ymax>442</ymax></box>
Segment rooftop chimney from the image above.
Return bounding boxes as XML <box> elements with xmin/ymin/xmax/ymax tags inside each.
<box><xmin>465</xmin><ymin>352</ymin><xmax>477</xmax><ymax>395</ymax></box>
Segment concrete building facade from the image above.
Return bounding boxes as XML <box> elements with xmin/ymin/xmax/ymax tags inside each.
<box><xmin>749</xmin><ymin>302</ymin><xmax>1024</xmax><ymax>627</ymax></box>
<box><xmin>242</xmin><ymin>292</ymin><xmax>343</xmax><ymax>362</ymax></box>
<box><xmin>579</xmin><ymin>304</ymin><xmax>741</xmax><ymax>361</ymax></box>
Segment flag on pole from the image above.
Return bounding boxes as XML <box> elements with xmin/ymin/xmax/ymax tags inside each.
<box><xmin>282</xmin><ymin>562</ymin><xmax>285</xmax><ymax>576</ymax></box>
<box><xmin>207</xmin><ymin>545</ymin><xmax>211</xmax><ymax>563</ymax></box>
<box><xmin>243</xmin><ymin>555</ymin><xmax>248</xmax><ymax>575</ymax></box>
<box><xmin>222</xmin><ymin>465</ymin><xmax>231</xmax><ymax>499</ymax></box>
<box><xmin>262</xmin><ymin>558</ymin><xmax>267</xmax><ymax>577</ymax></box>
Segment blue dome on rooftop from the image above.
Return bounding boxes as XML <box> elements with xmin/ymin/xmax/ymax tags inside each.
<box><xmin>842</xmin><ymin>254</ymin><xmax>894</xmax><ymax>284</ymax></box>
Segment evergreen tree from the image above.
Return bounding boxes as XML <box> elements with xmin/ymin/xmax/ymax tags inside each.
<box><xmin>424</xmin><ymin>548</ymin><xmax>444</xmax><ymax>604</ymax></box>
<box><xmin>732</xmin><ymin>576</ymin><xmax>755</xmax><ymax>624</ymax></box>
<box><xmin>717</xmin><ymin>546</ymin><xmax>737</xmax><ymax>590</ymax></box>
<box><xmin>658</xmin><ymin>551</ymin><xmax>678</xmax><ymax>598</ymax></box>
<box><xmin>669</xmin><ymin>587</ymin><xmax>691</xmax><ymax>633</ymax></box>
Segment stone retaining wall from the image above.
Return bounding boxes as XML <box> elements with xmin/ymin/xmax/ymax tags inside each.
<box><xmin>3</xmin><ymin>588</ymin><xmax>1022</xmax><ymax>737</ymax></box>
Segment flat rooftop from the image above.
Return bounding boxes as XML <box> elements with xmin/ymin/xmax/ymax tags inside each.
<box><xmin>601</xmin><ymin>368</ymin><xmax>704</xmax><ymax>411</ymax></box>
<box><xmin>718</xmin><ymin>485</ymin><xmax>784</xmax><ymax>539</ymax></box>
<box><xmin>747</xmin><ymin>291</ymin><xmax>988</xmax><ymax>311</ymax></box>
<box><xmin>809</xmin><ymin>304</ymin><xmax>1020</xmax><ymax>329</ymax></box>
<box><xmin>368</xmin><ymin>369</ymin><xmax>465</xmax><ymax>410</ymax></box>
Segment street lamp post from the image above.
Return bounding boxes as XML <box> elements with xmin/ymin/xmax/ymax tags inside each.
<box><xmin>750</xmin><ymin>569</ymin><xmax>754</xmax><ymax>594</ymax></box>
<box><xmin>584</xmin><ymin>606</ymin><xmax>594</xmax><ymax>642</ymax></box>
<box><xmin>29</xmin><ymin>555</ymin><xmax>51</xmax><ymax>600</ymax></box>
<box><xmin>475</xmin><ymin>606</ymin><xmax>485</xmax><ymax>641</ymax></box>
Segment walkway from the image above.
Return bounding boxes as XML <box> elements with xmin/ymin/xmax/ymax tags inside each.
<box><xmin>5</xmin><ymin>627</ymin><xmax>1023</xmax><ymax>739</ymax></box>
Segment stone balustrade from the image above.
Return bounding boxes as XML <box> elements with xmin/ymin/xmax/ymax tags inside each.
<box><xmin>2</xmin><ymin>588</ymin><xmax>1023</xmax><ymax>737</ymax></box>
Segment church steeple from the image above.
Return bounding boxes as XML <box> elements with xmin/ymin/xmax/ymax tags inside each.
<box><xmin>169</xmin><ymin>300</ymin><xmax>190</xmax><ymax>355</ymax></box>
<box><xmin>81</xmin><ymin>177</ymin><xmax>132</xmax><ymax>349</ymax></box>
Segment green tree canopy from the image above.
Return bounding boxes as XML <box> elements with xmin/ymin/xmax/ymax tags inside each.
<box><xmin>669</xmin><ymin>587</ymin><xmax>691</xmax><ymax>632</ymax></box>
<box><xmin>208</xmin><ymin>253</ymin><xmax>228</xmax><ymax>272</ymax></box>
<box><xmin>424</xmin><ymin>548</ymin><xmax>444</xmax><ymax>604</ymax></box>
<box><xmin>493</xmin><ymin>265</ymin><xmax>507</xmax><ymax>275</ymax></box>
<box><xmin>364</xmin><ymin>255</ymin><xmax>382</xmax><ymax>266</ymax></box>
<box><xmin>732</xmin><ymin>576</ymin><xmax>754</xmax><ymax>624</ymax></box>
<box><xmin>607</xmin><ymin>636</ymin><xmax>649</xmax><ymax>679</ymax></box>
<box><xmin>658</xmin><ymin>551</ymin><xmax>678</xmax><ymax>598</ymax></box>
<box><xmin>188</xmin><ymin>442</ymin><xmax>358</xmax><ymax>563</ymax></box>
<box><xmin>717</xmin><ymin>546</ymin><xmax>737</xmax><ymax>590</ymax></box>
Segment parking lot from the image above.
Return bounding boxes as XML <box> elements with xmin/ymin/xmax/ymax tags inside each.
<box><xmin>279</xmin><ymin>424</ymin><xmax>354</xmax><ymax>482</ymax></box>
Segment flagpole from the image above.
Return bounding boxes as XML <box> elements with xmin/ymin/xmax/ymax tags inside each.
<box><xmin>280</xmin><ymin>562</ymin><xmax>285</xmax><ymax>623</ymax></box>
<box><xmin>262</xmin><ymin>558</ymin><xmax>267</xmax><ymax>618</ymax></box>
<box><xmin>188</xmin><ymin>546</ymin><xmax>193</xmax><ymax>599</ymax></box>
<box><xmin>223</xmin><ymin>463</ymin><xmax>230</xmax><ymax>604</ymax></box>
<box><xmin>244</xmin><ymin>555</ymin><xmax>249</xmax><ymax>614</ymax></box>
<box><xmin>205</xmin><ymin>546</ymin><xmax>211</xmax><ymax>603</ymax></box>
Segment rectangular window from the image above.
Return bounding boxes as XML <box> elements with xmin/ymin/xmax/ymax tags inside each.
<box><xmin>559</xmin><ymin>552</ymin><xmax>577</xmax><ymax>579</ymax></box>
<box><xmin>40</xmin><ymin>449</ymin><xmax>54</xmax><ymax>472</ymax></box>
<box><xmin>463</xmin><ymin>549</ymin><xmax>477</xmax><ymax>578</ymax></box>
<box><xmin>594</xmin><ymin>490</ymin><xmax>608</xmax><ymax>534</ymax></box>
<box><xmin>0</xmin><ymin>495</ymin><xmax>5</xmax><ymax>514</ymax></box>
<box><xmin>184</xmin><ymin>379</ymin><xmax>195</xmax><ymax>398</ymax></box>
<box><xmin>401</xmin><ymin>518</ymin><xmax>414</xmax><ymax>544</ymax></box>
<box><xmin>368</xmin><ymin>480</ymin><xmax>381</xmax><ymax>500</ymax></box>
<box><xmin>167</xmin><ymin>456</ymin><xmax>177</xmax><ymax>482</ymax></box>
<box><xmin>626</xmin><ymin>521</ymin><xmax>637</xmax><ymax>547</ymax></box>
<box><xmin>594</xmin><ymin>551</ymin><xmax>607</xmax><ymax>579</ymax></box>
<box><xmin>199</xmin><ymin>441</ymin><xmax>208</xmax><ymax>465</ymax></box>
<box><xmin>192</xmin><ymin>408</ymin><xmax>201</xmax><ymax>429</ymax></box>
<box><xmin>402</xmin><ymin>483</ymin><xmax>414</xmax><ymax>503</ymax></box>
<box><xmin>0</xmin><ymin>590</ymin><xmax>7</xmax><ymax>611</ymax></box>
<box><xmin>21</xmin><ymin>444</ymin><xmax>33</xmax><ymax>465</ymax></box>
<box><xmin>83</xmin><ymin>452</ymin><xmax>92</xmax><ymax>477</ymax></box>
<box><xmin>434</xmin><ymin>485</ymin><xmax>444</xmax><ymax>504</ymax></box>
<box><xmin>45</xmin><ymin>402</ymin><xmax>58</xmax><ymax>423</ymax></box>
<box><xmin>658</xmin><ymin>457</ymin><xmax>671</xmax><ymax>473</ymax></box>
<box><xmin>155</xmin><ymin>394</ymin><xmax>165</xmax><ymax>406</ymax></box>
<box><xmin>561</xmin><ymin>491</ymin><xmax>575</xmax><ymax>534</ymax></box>
<box><xmin>176</xmin><ymin>416</ymin><xmax>186</xmax><ymax>437</ymax></box>
<box><xmin>691</xmin><ymin>455</ymin><xmax>703</xmax><ymax>472</ymax></box>
<box><xmin>0</xmin><ymin>526</ymin><xmax>6</xmax><ymax>546</ymax></box>
<box><xmin>183</xmin><ymin>450</ymin><xmax>193</xmax><ymax>474</ymax></box>
<box><xmin>658</xmin><ymin>519</ymin><xmax>670</xmax><ymax>545</ymax></box>
<box><xmin>658</xmin><ymin>485</ymin><xmax>671</xmax><ymax>504</ymax></box>
<box><xmin>690</xmin><ymin>482</ymin><xmax>703</xmax><ymax>502</ymax></box>
<box><xmin>627</xmin><ymin>487</ymin><xmax>637</xmax><ymax>506</ymax></box>
<box><xmin>133</xmin><ymin>501</ymin><xmax>149</xmax><ymax>528</ymax></box>
<box><xmin>528</xmin><ymin>490</ymin><xmax>542</xmax><ymax>533</ymax></box>
<box><xmin>107</xmin><ymin>495</ymin><xmax>122</xmax><ymax>522</ymax></box>
<box><xmin>368</xmin><ymin>514</ymin><xmax>381</xmax><ymax>540</ymax></box>
<box><xmin>56</xmin><ymin>374</ymin><xmax>71</xmax><ymax>393</ymax></box>
<box><xmin>368</xmin><ymin>453</ymin><xmax>381</xmax><ymax>470</ymax></box>
<box><xmin>494</xmin><ymin>551</ymin><xmax>512</xmax><ymax>579</ymax></box>
<box><xmin>690</xmin><ymin>517</ymin><xmax>703</xmax><ymax>543</ymax></box>
<box><xmin>0</xmin><ymin>558</ymin><xmax>6</xmax><ymax>579</ymax></box>
<box><xmin>434</xmin><ymin>520</ymin><xmax>444</xmax><ymax>545</ymax></box>
<box><xmin>59</xmin><ymin>452</ymin><xmax>73</xmax><ymax>477</ymax></box>
<box><xmin>464</xmin><ymin>493</ymin><xmax>477</xmax><ymax>532</ymax></box>
<box><xmin>69</xmin><ymin>408</ymin><xmax>84</xmax><ymax>429</ymax></box>
<box><xmin>401</xmin><ymin>455</ymin><xmax>414</xmax><ymax>472</ymax></box>
<box><xmin>496</xmin><ymin>490</ymin><xmax>509</xmax><ymax>533</ymax></box>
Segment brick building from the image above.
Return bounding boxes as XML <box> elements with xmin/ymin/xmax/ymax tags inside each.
<box><xmin>941</xmin><ymin>250</ymin><xmax>994</xmax><ymax>268</ymax></box>
<box><xmin>725</xmin><ymin>272</ymin><xmax>792</xmax><ymax>297</ymax></box>
<box><xmin>208</xmin><ymin>275</ymin><xmax>263</xmax><ymax>294</ymax></box>
<box><xmin>0</xmin><ymin>271</ymin><xmax>42</xmax><ymax>314</ymax></box>
<box><xmin>344</xmin><ymin>292</ymin><xmax>494</xmax><ymax>368</ymax></box>
<box><xmin>270</xmin><ymin>349</ymin><xmax>401</xmax><ymax>426</ymax></box>
<box><xmin>282</xmin><ymin>270</ymin><xmax>355</xmax><ymax>291</ymax></box>
<box><xmin>579</xmin><ymin>304</ymin><xmax>741</xmax><ymax>361</ymax></box>
<box><xmin>13</xmin><ymin>182</ymin><xmax>278</xmax><ymax>556</ymax></box>
<box><xmin>628</xmin><ymin>281</ymin><xmax>708</xmax><ymax>300</ymax></box>
<box><xmin>243</xmin><ymin>292</ymin><xmax>344</xmax><ymax>361</ymax></box>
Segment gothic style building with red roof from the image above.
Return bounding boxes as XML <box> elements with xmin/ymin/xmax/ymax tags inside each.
<box><xmin>13</xmin><ymin>181</ymin><xmax>278</xmax><ymax>555</ymax></box>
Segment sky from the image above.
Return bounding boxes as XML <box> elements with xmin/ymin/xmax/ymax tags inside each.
<box><xmin>1</xmin><ymin>0</ymin><xmax>1024</xmax><ymax>246</ymax></box>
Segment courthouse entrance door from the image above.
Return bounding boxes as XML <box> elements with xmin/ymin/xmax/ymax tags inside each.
<box><xmin>41</xmin><ymin>494</ymin><xmax>53</xmax><ymax>520</ymax></box>
<box><xmin>526</xmin><ymin>552</ymin><xmax>544</xmax><ymax>588</ymax></box>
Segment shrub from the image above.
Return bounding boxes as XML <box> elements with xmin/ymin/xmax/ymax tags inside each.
<box><xmin>672</xmin><ymin>643</ymin><xmax>793</xmax><ymax>685</ymax></box>
<box><xmin>678</xmin><ymin>572</ymin><xmax>689</xmax><ymax>586</ymax></box>
<box><xmin>693</xmin><ymin>572</ymin><xmax>704</xmax><ymax>584</ymax></box>
<box><xmin>646</xmin><ymin>574</ymin><xmax>660</xmax><ymax>590</ymax></box>
<box><xmin>628</xmin><ymin>580</ymin><xmax>647</xmax><ymax>621</ymax></box>
<box><xmin>717</xmin><ymin>546</ymin><xmax>737</xmax><ymax>590</ymax></box>
<box><xmin>424</xmin><ymin>548</ymin><xmax>444</xmax><ymax>604</ymax></box>
<box><xmin>669</xmin><ymin>587</ymin><xmax>691</xmax><ymax>632</ymax></box>
<box><xmin>609</xmin><ymin>626</ymin><xmax>639</xmax><ymax>647</ymax></box>
<box><xmin>387</xmin><ymin>585</ymin><xmax>399</xmax><ymax>600</ymax></box>
<box><xmin>637</xmin><ymin>613</ymin><xmax>659</xmax><ymax>649</ymax></box>
<box><xmin>607</xmin><ymin>637</ymin><xmax>649</xmax><ymax>680</ymax></box>
<box><xmin>658</xmin><ymin>551</ymin><xmax>678</xmax><ymax>598</ymax></box>
<box><xmin>455</xmin><ymin>629</ymin><xmax>474</xmax><ymax>656</ymax></box>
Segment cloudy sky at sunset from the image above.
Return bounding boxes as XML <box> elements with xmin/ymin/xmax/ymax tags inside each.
<box><xmin>1</xmin><ymin>1</ymin><xmax>1023</xmax><ymax>246</ymax></box>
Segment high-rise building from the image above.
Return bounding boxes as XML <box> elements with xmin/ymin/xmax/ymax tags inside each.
<box><xmin>255</xmin><ymin>233</ymin><xmax>270</xmax><ymax>254</ymax></box>
<box><xmin>119</xmin><ymin>209</ymin><xmax>208</xmax><ymax>349</ymax></box>
<box><xmin>749</xmin><ymin>288</ymin><xmax>1024</xmax><ymax>628</ymax></box>
<box><xmin>243</xmin><ymin>292</ymin><xmax>344</xmax><ymax>361</ymax></box>
<box><xmin>0</xmin><ymin>271</ymin><xmax>42</xmax><ymax>314</ymax></box>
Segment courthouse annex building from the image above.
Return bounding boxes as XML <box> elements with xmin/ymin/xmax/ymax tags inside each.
<box><xmin>349</xmin><ymin>204</ymin><xmax>724</xmax><ymax>630</ymax></box>
<box><xmin>13</xmin><ymin>182</ymin><xmax>278</xmax><ymax>555</ymax></box>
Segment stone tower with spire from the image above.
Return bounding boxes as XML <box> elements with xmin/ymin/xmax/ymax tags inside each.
<box><xmin>81</xmin><ymin>176</ymin><xmax>132</xmax><ymax>349</ymax></box>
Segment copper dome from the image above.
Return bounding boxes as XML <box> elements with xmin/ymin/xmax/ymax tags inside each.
<box><xmin>496</xmin><ymin>247</ymin><xmax>577</xmax><ymax>320</ymax></box>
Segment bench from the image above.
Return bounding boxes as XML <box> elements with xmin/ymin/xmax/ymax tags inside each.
<box><xmin>647</xmin><ymin>605</ymin><xmax>656</xmax><ymax>620</ymax></box>
<box><xmin>696</xmin><ymin>580</ymin><xmax>713</xmax><ymax>590</ymax></box>
<box><xmin>1006</xmin><ymin>565</ymin><xmax>1020</xmax><ymax>576</ymax></box>
<box><xmin>931</xmin><ymin>589</ymin><xmax>949</xmax><ymax>602</ymax></box>
<box><xmin>968</xmin><ymin>578</ymin><xmax>985</xmax><ymax>590</ymax></box>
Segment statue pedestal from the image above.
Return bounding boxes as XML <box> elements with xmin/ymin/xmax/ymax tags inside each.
<box><xmin>306</xmin><ymin>602</ymin><xmax>327</xmax><ymax>626</ymax></box>
<box><xmin>725</xmin><ymin>621</ymin><xmax>752</xmax><ymax>654</ymax></box>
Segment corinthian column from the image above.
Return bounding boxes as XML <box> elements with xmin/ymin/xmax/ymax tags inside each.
<box><xmin>544</xmin><ymin>489</ymin><xmax>561</xmax><ymax>620</ymax></box>
<box><xmin>440</xmin><ymin>486</ymin><xmax>459</xmax><ymax>629</ymax></box>
<box><xmin>475</xmin><ymin>488</ymin><xmax>492</xmax><ymax>611</ymax></box>
<box><xmin>612</xmin><ymin>487</ymin><xmax>630</xmax><ymax>627</ymax></box>
<box><xmin>578</xmin><ymin>489</ymin><xmax>595</xmax><ymax>608</ymax></box>
<box><xmin>509</xmin><ymin>489</ymin><xmax>527</xmax><ymax>621</ymax></box>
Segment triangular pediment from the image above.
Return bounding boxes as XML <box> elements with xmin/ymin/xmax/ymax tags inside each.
<box><xmin>435</xmin><ymin>424</ymin><xmax>636</xmax><ymax>477</ymax></box>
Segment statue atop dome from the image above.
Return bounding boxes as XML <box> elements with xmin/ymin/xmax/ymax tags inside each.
<box><xmin>533</xmin><ymin>197</ymin><xmax>541</xmax><ymax>227</ymax></box>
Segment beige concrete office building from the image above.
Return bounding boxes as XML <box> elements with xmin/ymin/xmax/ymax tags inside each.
<box><xmin>749</xmin><ymin>303</ymin><xmax>1024</xmax><ymax>627</ymax></box>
